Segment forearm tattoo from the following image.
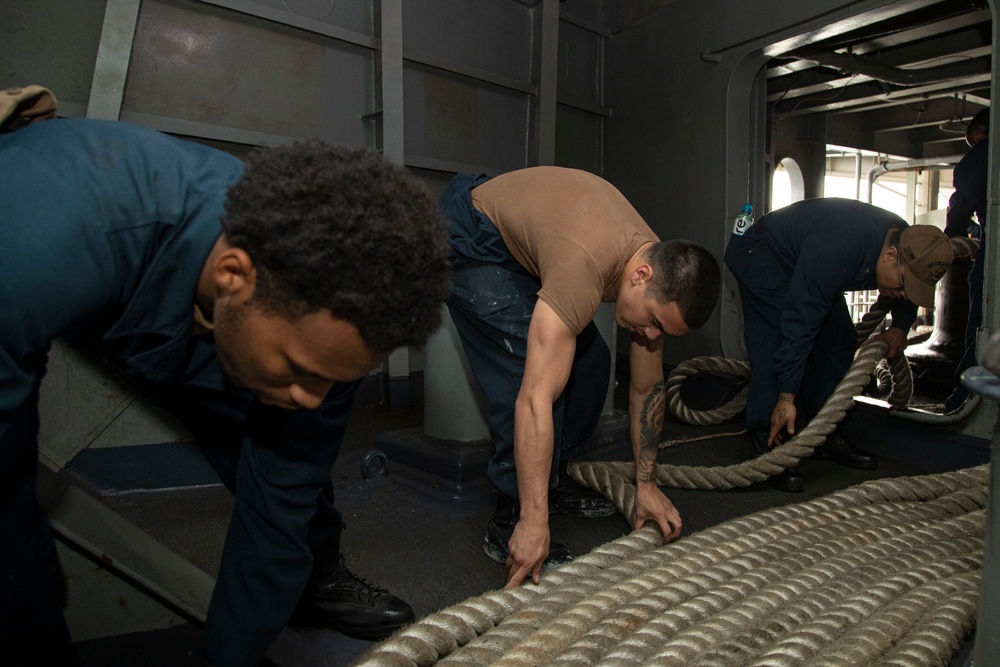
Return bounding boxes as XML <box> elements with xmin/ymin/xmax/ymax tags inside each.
<box><xmin>636</xmin><ymin>381</ymin><xmax>666</xmax><ymax>483</ymax></box>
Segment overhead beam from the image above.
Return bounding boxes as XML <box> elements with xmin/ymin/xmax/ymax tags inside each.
<box><xmin>761</xmin><ymin>0</ymin><xmax>947</xmax><ymax>57</ymax></box>
<box><xmin>769</xmin><ymin>46</ymin><xmax>992</xmax><ymax>102</ymax></box>
<box><xmin>793</xmin><ymin>48</ymin><xmax>991</xmax><ymax>87</ymax></box>
<box><xmin>772</xmin><ymin>71</ymin><xmax>991</xmax><ymax>117</ymax></box>
<box><xmin>769</xmin><ymin>12</ymin><xmax>990</xmax><ymax>81</ymax></box>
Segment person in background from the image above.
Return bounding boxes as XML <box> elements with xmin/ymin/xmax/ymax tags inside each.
<box><xmin>0</xmin><ymin>87</ymin><xmax>451</xmax><ymax>667</ymax></box>
<box><xmin>725</xmin><ymin>198</ymin><xmax>953</xmax><ymax>493</ymax></box>
<box><xmin>439</xmin><ymin>166</ymin><xmax>721</xmax><ymax>588</ymax></box>
<box><xmin>944</xmin><ymin>108</ymin><xmax>989</xmax><ymax>412</ymax></box>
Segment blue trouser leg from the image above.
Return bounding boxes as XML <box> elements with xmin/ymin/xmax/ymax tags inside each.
<box><xmin>441</xmin><ymin>172</ymin><xmax>609</xmax><ymax>499</ymax></box>
<box><xmin>126</xmin><ymin>380</ymin><xmax>344</xmax><ymax>555</ymax></box>
<box><xmin>737</xmin><ymin>278</ymin><xmax>784</xmax><ymax>431</ymax></box>
<box><xmin>951</xmin><ymin>249</ymin><xmax>986</xmax><ymax>396</ymax></box>
<box><xmin>725</xmin><ymin>231</ymin><xmax>790</xmax><ymax>431</ymax></box>
<box><xmin>128</xmin><ymin>377</ymin><xmax>358</xmax><ymax>664</ymax></box>
<box><xmin>447</xmin><ymin>260</ymin><xmax>546</xmax><ymax>499</ymax></box>
<box><xmin>737</xmin><ymin>280</ymin><xmax>856</xmax><ymax>430</ymax></box>
<box><xmin>0</xmin><ymin>388</ymin><xmax>79</xmax><ymax>667</ymax></box>
<box><xmin>447</xmin><ymin>260</ymin><xmax>609</xmax><ymax>499</ymax></box>
<box><xmin>798</xmin><ymin>295</ymin><xmax>856</xmax><ymax>424</ymax></box>
<box><xmin>726</xmin><ymin>230</ymin><xmax>858</xmax><ymax>432</ymax></box>
<box><xmin>560</xmin><ymin>322</ymin><xmax>611</xmax><ymax>460</ymax></box>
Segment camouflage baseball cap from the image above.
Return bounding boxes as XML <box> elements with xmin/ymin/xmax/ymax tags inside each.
<box><xmin>0</xmin><ymin>85</ymin><xmax>57</xmax><ymax>132</ymax></box>
<box><xmin>899</xmin><ymin>225</ymin><xmax>952</xmax><ymax>308</ymax></box>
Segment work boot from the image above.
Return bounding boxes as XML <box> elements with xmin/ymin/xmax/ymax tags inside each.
<box><xmin>292</xmin><ymin>554</ymin><xmax>414</xmax><ymax>640</ymax></box>
<box><xmin>483</xmin><ymin>495</ymin><xmax>574</xmax><ymax>569</ymax></box>
<box><xmin>750</xmin><ymin>429</ymin><xmax>804</xmax><ymax>493</ymax></box>
<box><xmin>548</xmin><ymin>465</ymin><xmax>617</xmax><ymax>518</ymax></box>
<box><xmin>814</xmin><ymin>430</ymin><xmax>877</xmax><ymax>470</ymax></box>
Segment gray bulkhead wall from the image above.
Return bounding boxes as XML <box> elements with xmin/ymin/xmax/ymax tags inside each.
<box><xmin>604</xmin><ymin>0</ymin><xmax>956</xmax><ymax>364</ymax></box>
<box><xmin>0</xmin><ymin>0</ymin><xmax>612</xmax><ymax>433</ymax></box>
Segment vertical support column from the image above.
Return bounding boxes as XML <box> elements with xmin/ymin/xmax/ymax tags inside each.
<box><xmin>905</xmin><ymin>171</ymin><xmax>918</xmax><ymax>222</ymax></box>
<box><xmin>958</xmin><ymin>36</ymin><xmax>998</xmax><ymax>441</ymax></box>
<box><xmin>720</xmin><ymin>55</ymin><xmax>771</xmax><ymax>361</ymax></box>
<box><xmin>86</xmin><ymin>0</ymin><xmax>141</xmax><ymax>120</ymax></box>
<box><xmin>970</xmin><ymin>21</ymin><xmax>1000</xmax><ymax>663</ymax></box>
<box><xmin>424</xmin><ymin>306</ymin><xmax>490</xmax><ymax>441</ymax></box>
<box><xmin>379</xmin><ymin>0</ymin><xmax>410</xmax><ymax>413</ymax></box>
<box><xmin>853</xmin><ymin>150</ymin><xmax>862</xmax><ymax>201</ymax></box>
<box><xmin>978</xmin><ymin>26</ymin><xmax>997</xmax><ymax>352</ymax></box>
<box><xmin>926</xmin><ymin>169</ymin><xmax>940</xmax><ymax>213</ymax></box>
<box><xmin>536</xmin><ymin>0</ymin><xmax>559</xmax><ymax>166</ymax></box>
<box><xmin>973</xmin><ymin>429</ymin><xmax>1000</xmax><ymax>665</ymax></box>
<box><xmin>593</xmin><ymin>303</ymin><xmax>617</xmax><ymax>417</ymax></box>
<box><xmin>380</xmin><ymin>0</ymin><xmax>405</xmax><ymax>162</ymax></box>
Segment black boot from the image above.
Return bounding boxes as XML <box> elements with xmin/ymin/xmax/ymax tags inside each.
<box><xmin>483</xmin><ymin>495</ymin><xmax>574</xmax><ymax>569</ymax></box>
<box><xmin>292</xmin><ymin>553</ymin><xmax>414</xmax><ymax>640</ymax></box>
<box><xmin>814</xmin><ymin>430</ymin><xmax>877</xmax><ymax>470</ymax></box>
<box><xmin>750</xmin><ymin>429</ymin><xmax>804</xmax><ymax>493</ymax></box>
<box><xmin>548</xmin><ymin>463</ymin><xmax>617</xmax><ymax>518</ymax></box>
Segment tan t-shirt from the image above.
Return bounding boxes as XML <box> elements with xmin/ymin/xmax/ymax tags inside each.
<box><xmin>471</xmin><ymin>166</ymin><xmax>658</xmax><ymax>334</ymax></box>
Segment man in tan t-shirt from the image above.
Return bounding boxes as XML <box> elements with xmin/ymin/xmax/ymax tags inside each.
<box><xmin>440</xmin><ymin>166</ymin><xmax>721</xmax><ymax>588</ymax></box>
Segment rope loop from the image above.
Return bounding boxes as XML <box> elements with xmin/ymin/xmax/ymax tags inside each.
<box><xmin>577</xmin><ymin>337</ymin><xmax>894</xmax><ymax>501</ymax></box>
<box><xmin>950</xmin><ymin>235</ymin><xmax>980</xmax><ymax>261</ymax></box>
<box><xmin>666</xmin><ymin>299</ymin><xmax>909</xmax><ymax>428</ymax></box>
<box><xmin>663</xmin><ymin>356</ymin><xmax>749</xmax><ymax>425</ymax></box>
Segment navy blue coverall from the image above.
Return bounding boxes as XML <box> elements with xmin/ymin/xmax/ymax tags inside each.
<box><xmin>944</xmin><ymin>138</ymin><xmax>988</xmax><ymax>405</ymax></box>
<box><xmin>724</xmin><ymin>198</ymin><xmax>917</xmax><ymax>431</ymax></box>
<box><xmin>439</xmin><ymin>174</ymin><xmax>610</xmax><ymax>500</ymax></box>
<box><xmin>0</xmin><ymin>119</ymin><xmax>353</xmax><ymax>667</ymax></box>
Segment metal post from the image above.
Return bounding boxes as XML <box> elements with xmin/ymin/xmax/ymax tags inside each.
<box><xmin>961</xmin><ymin>354</ymin><xmax>1000</xmax><ymax>665</ymax></box>
<box><xmin>86</xmin><ymin>0</ymin><xmax>141</xmax><ymax>120</ymax></box>
<box><xmin>536</xmin><ymin>0</ymin><xmax>559</xmax><ymax>165</ymax></box>
<box><xmin>423</xmin><ymin>306</ymin><xmax>490</xmax><ymax>441</ymax></box>
<box><xmin>379</xmin><ymin>0</ymin><xmax>411</xmax><ymax>413</ymax></box>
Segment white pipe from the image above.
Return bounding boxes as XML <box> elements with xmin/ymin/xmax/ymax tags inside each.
<box><xmin>866</xmin><ymin>155</ymin><xmax>965</xmax><ymax>203</ymax></box>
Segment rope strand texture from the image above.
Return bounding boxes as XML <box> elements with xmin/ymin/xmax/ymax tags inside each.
<box><xmin>570</xmin><ymin>335</ymin><xmax>905</xmax><ymax>507</ymax></box>
<box><xmin>356</xmin><ymin>263</ymin><xmax>982</xmax><ymax>667</ymax></box>
<box><xmin>354</xmin><ymin>466</ymin><xmax>986</xmax><ymax>667</ymax></box>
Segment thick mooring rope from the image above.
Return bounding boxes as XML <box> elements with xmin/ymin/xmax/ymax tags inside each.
<box><xmin>650</xmin><ymin>237</ymin><xmax>974</xmax><ymax>479</ymax></box>
<box><xmin>664</xmin><ymin>356</ymin><xmax>750</xmax><ymax>426</ymax></box>
<box><xmin>572</xmin><ymin>336</ymin><xmax>894</xmax><ymax>509</ymax></box>
<box><xmin>355</xmin><ymin>466</ymin><xmax>986</xmax><ymax>667</ymax></box>
<box><xmin>353</xmin><ymin>238</ymin><xmax>983</xmax><ymax>667</ymax></box>
<box><xmin>665</xmin><ymin>233</ymin><xmax>977</xmax><ymax>430</ymax></box>
<box><xmin>664</xmin><ymin>298</ymin><xmax>912</xmax><ymax>429</ymax></box>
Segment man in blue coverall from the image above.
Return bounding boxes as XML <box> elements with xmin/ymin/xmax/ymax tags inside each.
<box><xmin>944</xmin><ymin>108</ymin><xmax>989</xmax><ymax>411</ymax></box>
<box><xmin>0</xmin><ymin>109</ymin><xmax>451</xmax><ymax>664</ymax></box>
<box><xmin>725</xmin><ymin>198</ymin><xmax>953</xmax><ymax>492</ymax></box>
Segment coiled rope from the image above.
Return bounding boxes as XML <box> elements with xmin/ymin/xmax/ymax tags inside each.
<box><xmin>664</xmin><ymin>235</ymin><xmax>975</xmax><ymax>432</ymax></box>
<box><xmin>570</xmin><ymin>332</ymin><xmax>899</xmax><ymax>513</ymax></box>
<box><xmin>355</xmin><ymin>466</ymin><xmax>986</xmax><ymax>667</ymax></box>
<box><xmin>667</xmin><ymin>236</ymin><xmax>970</xmax><ymax>420</ymax></box>
<box><xmin>352</xmin><ymin>237</ymin><xmax>983</xmax><ymax>667</ymax></box>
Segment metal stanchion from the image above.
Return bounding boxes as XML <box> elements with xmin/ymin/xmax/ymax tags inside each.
<box><xmin>963</xmin><ymin>330</ymin><xmax>1000</xmax><ymax>666</ymax></box>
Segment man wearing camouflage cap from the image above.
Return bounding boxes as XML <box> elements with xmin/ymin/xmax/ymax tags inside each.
<box><xmin>724</xmin><ymin>198</ymin><xmax>953</xmax><ymax>492</ymax></box>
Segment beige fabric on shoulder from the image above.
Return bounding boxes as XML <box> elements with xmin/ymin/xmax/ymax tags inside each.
<box><xmin>0</xmin><ymin>85</ymin><xmax>58</xmax><ymax>132</ymax></box>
